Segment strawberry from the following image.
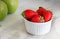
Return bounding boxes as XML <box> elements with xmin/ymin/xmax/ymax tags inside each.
<box><xmin>22</xmin><ymin>7</ymin><xmax>53</xmax><ymax>23</ymax></box>
<box><xmin>31</xmin><ymin>15</ymin><xmax>41</xmax><ymax>23</ymax></box>
<box><xmin>24</xmin><ymin>9</ymin><xmax>38</xmax><ymax>19</ymax></box>
<box><xmin>37</xmin><ymin>7</ymin><xmax>46</xmax><ymax>16</ymax></box>
<box><xmin>43</xmin><ymin>10</ymin><xmax>52</xmax><ymax>22</ymax></box>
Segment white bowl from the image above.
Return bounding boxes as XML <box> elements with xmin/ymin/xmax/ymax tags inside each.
<box><xmin>24</xmin><ymin>18</ymin><xmax>52</xmax><ymax>35</ymax></box>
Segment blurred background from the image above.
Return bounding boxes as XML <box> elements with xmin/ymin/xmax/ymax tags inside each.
<box><xmin>0</xmin><ymin>0</ymin><xmax>60</xmax><ymax>39</ymax></box>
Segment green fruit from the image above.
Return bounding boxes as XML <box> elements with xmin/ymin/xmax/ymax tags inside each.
<box><xmin>2</xmin><ymin>0</ymin><xmax>18</xmax><ymax>14</ymax></box>
<box><xmin>0</xmin><ymin>1</ymin><xmax>8</xmax><ymax>21</ymax></box>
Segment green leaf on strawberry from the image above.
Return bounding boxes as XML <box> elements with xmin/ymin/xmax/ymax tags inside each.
<box><xmin>21</xmin><ymin>12</ymin><xmax>25</xmax><ymax>18</ymax></box>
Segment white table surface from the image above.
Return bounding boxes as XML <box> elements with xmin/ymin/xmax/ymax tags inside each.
<box><xmin>0</xmin><ymin>0</ymin><xmax>60</xmax><ymax>39</ymax></box>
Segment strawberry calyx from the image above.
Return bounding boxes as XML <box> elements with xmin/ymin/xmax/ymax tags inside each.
<box><xmin>39</xmin><ymin>7</ymin><xmax>42</xmax><ymax>8</ymax></box>
<box><xmin>40</xmin><ymin>16</ymin><xmax>44</xmax><ymax>23</ymax></box>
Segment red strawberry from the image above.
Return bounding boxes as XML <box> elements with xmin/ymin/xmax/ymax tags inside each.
<box><xmin>24</xmin><ymin>9</ymin><xmax>38</xmax><ymax>19</ymax></box>
<box><xmin>31</xmin><ymin>15</ymin><xmax>41</xmax><ymax>23</ymax></box>
<box><xmin>43</xmin><ymin>10</ymin><xmax>52</xmax><ymax>22</ymax></box>
<box><xmin>37</xmin><ymin>7</ymin><xmax>46</xmax><ymax>16</ymax></box>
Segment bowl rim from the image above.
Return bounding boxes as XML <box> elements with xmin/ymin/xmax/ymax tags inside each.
<box><xmin>24</xmin><ymin>18</ymin><xmax>53</xmax><ymax>24</ymax></box>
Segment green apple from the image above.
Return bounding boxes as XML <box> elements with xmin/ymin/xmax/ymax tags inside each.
<box><xmin>0</xmin><ymin>1</ymin><xmax>8</xmax><ymax>21</ymax></box>
<box><xmin>2</xmin><ymin>0</ymin><xmax>18</xmax><ymax>14</ymax></box>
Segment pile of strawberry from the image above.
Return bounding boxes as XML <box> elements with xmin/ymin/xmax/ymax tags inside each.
<box><xmin>22</xmin><ymin>7</ymin><xmax>53</xmax><ymax>23</ymax></box>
